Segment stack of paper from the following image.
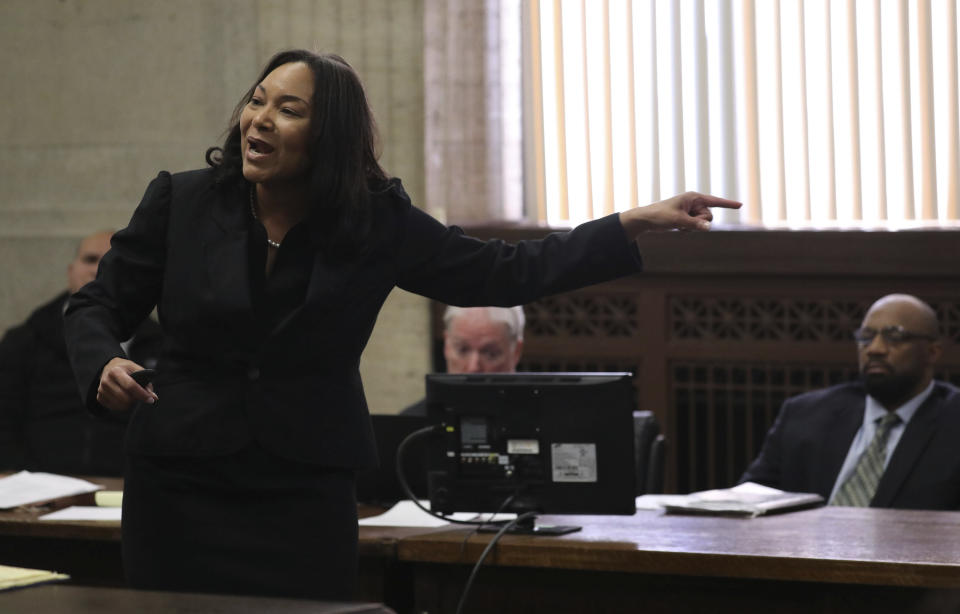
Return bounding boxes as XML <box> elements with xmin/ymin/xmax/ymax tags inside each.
<box><xmin>637</xmin><ymin>482</ymin><xmax>824</xmax><ymax>518</ymax></box>
<box><xmin>37</xmin><ymin>489</ymin><xmax>124</xmax><ymax>522</ymax></box>
<box><xmin>0</xmin><ymin>471</ymin><xmax>102</xmax><ymax>509</ymax></box>
<box><xmin>0</xmin><ymin>565</ymin><xmax>69</xmax><ymax>591</ymax></box>
<box><xmin>39</xmin><ymin>506</ymin><xmax>121</xmax><ymax>522</ymax></box>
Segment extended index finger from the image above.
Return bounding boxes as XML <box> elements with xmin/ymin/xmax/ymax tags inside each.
<box><xmin>694</xmin><ymin>194</ymin><xmax>742</xmax><ymax>209</ymax></box>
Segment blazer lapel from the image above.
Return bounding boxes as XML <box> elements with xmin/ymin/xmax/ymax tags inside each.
<box><xmin>819</xmin><ymin>399</ymin><xmax>865</xmax><ymax>496</ymax></box>
<box><xmin>872</xmin><ymin>388</ymin><xmax>944</xmax><ymax>507</ymax></box>
<box><xmin>264</xmin><ymin>247</ymin><xmax>362</xmax><ymax>339</ymax></box>
<box><xmin>203</xmin><ymin>184</ymin><xmax>254</xmax><ymax>318</ymax></box>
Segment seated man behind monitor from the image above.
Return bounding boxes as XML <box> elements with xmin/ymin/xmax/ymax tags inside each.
<box><xmin>740</xmin><ymin>294</ymin><xmax>960</xmax><ymax>510</ymax></box>
<box><xmin>0</xmin><ymin>230</ymin><xmax>163</xmax><ymax>476</ymax></box>
<box><xmin>401</xmin><ymin>305</ymin><xmax>525</xmax><ymax>415</ymax></box>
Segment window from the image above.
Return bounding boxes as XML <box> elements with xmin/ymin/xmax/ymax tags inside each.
<box><xmin>525</xmin><ymin>0</ymin><xmax>960</xmax><ymax>228</ymax></box>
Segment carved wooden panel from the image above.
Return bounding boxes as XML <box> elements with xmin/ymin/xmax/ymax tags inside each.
<box><xmin>524</xmin><ymin>295</ymin><xmax>640</xmax><ymax>338</ymax></box>
<box><xmin>932</xmin><ymin>301</ymin><xmax>960</xmax><ymax>344</ymax></box>
<box><xmin>670</xmin><ymin>297</ymin><xmax>869</xmax><ymax>342</ymax></box>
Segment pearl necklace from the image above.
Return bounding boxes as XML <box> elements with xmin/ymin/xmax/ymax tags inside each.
<box><xmin>249</xmin><ymin>188</ymin><xmax>281</xmax><ymax>249</ymax></box>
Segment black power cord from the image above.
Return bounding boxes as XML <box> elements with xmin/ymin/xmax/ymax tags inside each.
<box><xmin>455</xmin><ymin>510</ymin><xmax>537</xmax><ymax>614</ymax></box>
<box><xmin>395</xmin><ymin>425</ymin><xmax>516</xmax><ymax>527</ymax></box>
<box><xmin>457</xmin><ymin>492</ymin><xmax>520</xmax><ymax>557</ymax></box>
<box><xmin>394</xmin><ymin>425</ymin><xmax>536</xmax><ymax>614</ymax></box>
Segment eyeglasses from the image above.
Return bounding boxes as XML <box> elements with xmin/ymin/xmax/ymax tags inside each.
<box><xmin>852</xmin><ymin>325</ymin><xmax>937</xmax><ymax>346</ymax></box>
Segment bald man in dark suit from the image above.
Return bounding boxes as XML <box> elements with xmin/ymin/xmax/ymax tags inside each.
<box><xmin>741</xmin><ymin>294</ymin><xmax>960</xmax><ymax>510</ymax></box>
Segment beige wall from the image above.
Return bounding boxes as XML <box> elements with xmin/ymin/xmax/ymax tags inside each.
<box><xmin>0</xmin><ymin>0</ymin><xmax>430</xmax><ymax>414</ymax></box>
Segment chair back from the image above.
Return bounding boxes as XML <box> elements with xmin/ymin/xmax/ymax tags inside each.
<box><xmin>633</xmin><ymin>411</ymin><xmax>661</xmax><ymax>494</ymax></box>
<box><xmin>646</xmin><ymin>433</ymin><xmax>666</xmax><ymax>495</ymax></box>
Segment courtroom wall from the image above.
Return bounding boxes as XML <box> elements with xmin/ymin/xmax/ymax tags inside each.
<box><xmin>0</xmin><ymin>0</ymin><xmax>430</xmax><ymax>414</ymax></box>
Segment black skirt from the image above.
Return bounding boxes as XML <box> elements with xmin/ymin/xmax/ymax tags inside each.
<box><xmin>121</xmin><ymin>443</ymin><xmax>358</xmax><ymax>600</ymax></box>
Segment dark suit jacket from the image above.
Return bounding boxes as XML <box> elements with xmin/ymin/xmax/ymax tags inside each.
<box><xmin>0</xmin><ymin>291</ymin><xmax>162</xmax><ymax>475</ymax></box>
<box><xmin>65</xmin><ymin>169</ymin><xmax>643</xmax><ymax>469</ymax></box>
<box><xmin>740</xmin><ymin>380</ymin><xmax>960</xmax><ymax>510</ymax></box>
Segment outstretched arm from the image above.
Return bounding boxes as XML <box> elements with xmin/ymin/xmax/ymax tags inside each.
<box><xmin>619</xmin><ymin>192</ymin><xmax>742</xmax><ymax>239</ymax></box>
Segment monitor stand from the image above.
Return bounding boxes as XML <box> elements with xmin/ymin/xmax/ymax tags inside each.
<box><xmin>476</xmin><ymin>515</ymin><xmax>582</xmax><ymax>536</ymax></box>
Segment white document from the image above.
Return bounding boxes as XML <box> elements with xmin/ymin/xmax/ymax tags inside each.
<box><xmin>0</xmin><ymin>471</ymin><xmax>103</xmax><ymax>509</ymax></box>
<box><xmin>657</xmin><ymin>482</ymin><xmax>824</xmax><ymax>518</ymax></box>
<box><xmin>39</xmin><ymin>506</ymin><xmax>122</xmax><ymax>522</ymax></box>
<box><xmin>359</xmin><ymin>500</ymin><xmax>516</xmax><ymax>528</ymax></box>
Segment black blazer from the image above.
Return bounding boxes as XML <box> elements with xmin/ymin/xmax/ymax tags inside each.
<box><xmin>64</xmin><ymin>169</ymin><xmax>643</xmax><ymax>468</ymax></box>
<box><xmin>740</xmin><ymin>380</ymin><xmax>960</xmax><ymax>510</ymax></box>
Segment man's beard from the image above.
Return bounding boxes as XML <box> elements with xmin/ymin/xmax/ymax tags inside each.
<box><xmin>861</xmin><ymin>369</ymin><xmax>922</xmax><ymax>406</ymax></box>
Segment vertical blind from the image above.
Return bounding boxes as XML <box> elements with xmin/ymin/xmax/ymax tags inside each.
<box><xmin>524</xmin><ymin>0</ymin><xmax>960</xmax><ymax>228</ymax></box>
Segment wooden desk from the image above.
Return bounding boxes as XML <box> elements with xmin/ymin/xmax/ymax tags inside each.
<box><xmin>0</xmin><ymin>584</ymin><xmax>394</xmax><ymax>613</ymax></box>
<box><xmin>7</xmin><ymin>491</ymin><xmax>960</xmax><ymax>614</ymax></box>
<box><xmin>0</xmin><ymin>476</ymin><xmax>124</xmax><ymax>585</ymax></box>
<box><xmin>398</xmin><ymin>507</ymin><xmax>960</xmax><ymax>613</ymax></box>
<box><xmin>354</xmin><ymin>517</ymin><xmax>450</xmax><ymax>613</ymax></box>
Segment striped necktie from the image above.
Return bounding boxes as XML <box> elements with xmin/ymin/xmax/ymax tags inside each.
<box><xmin>830</xmin><ymin>412</ymin><xmax>902</xmax><ymax>507</ymax></box>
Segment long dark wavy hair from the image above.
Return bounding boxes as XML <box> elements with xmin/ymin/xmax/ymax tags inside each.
<box><xmin>205</xmin><ymin>50</ymin><xmax>390</xmax><ymax>255</ymax></box>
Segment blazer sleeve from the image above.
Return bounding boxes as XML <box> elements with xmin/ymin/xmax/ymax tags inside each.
<box><xmin>394</xmin><ymin>202</ymin><xmax>644</xmax><ymax>307</ymax></box>
<box><xmin>739</xmin><ymin>398</ymin><xmax>792</xmax><ymax>489</ymax></box>
<box><xmin>64</xmin><ymin>172</ymin><xmax>171</xmax><ymax>412</ymax></box>
<box><xmin>0</xmin><ymin>324</ymin><xmax>32</xmax><ymax>470</ymax></box>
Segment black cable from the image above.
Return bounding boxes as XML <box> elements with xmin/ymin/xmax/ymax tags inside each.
<box><xmin>458</xmin><ymin>493</ymin><xmax>519</xmax><ymax>558</ymax></box>
<box><xmin>395</xmin><ymin>425</ymin><xmax>516</xmax><ymax>527</ymax></box>
<box><xmin>454</xmin><ymin>510</ymin><xmax>538</xmax><ymax>614</ymax></box>
<box><xmin>395</xmin><ymin>428</ymin><xmax>540</xmax><ymax>613</ymax></box>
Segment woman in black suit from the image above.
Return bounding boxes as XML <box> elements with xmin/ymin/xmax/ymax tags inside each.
<box><xmin>65</xmin><ymin>49</ymin><xmax>739</xmax><ymax>599</ymax></box>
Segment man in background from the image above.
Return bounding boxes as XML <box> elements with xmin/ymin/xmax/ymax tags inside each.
<box><xmin>740</xmin><ymin>293</ymin><xmax>960</xmax><ymax>510</ymax></box>
<box><xmin>0</xmin><ymin>230</ymin><xmax>163</xmax><ymax>476</ymax></box>
<box><xmin>401</xmin><ymin>305</ymin><xmax>525</xmax><ymax>415</ymax></box>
